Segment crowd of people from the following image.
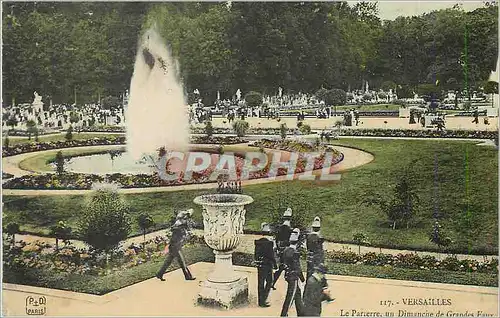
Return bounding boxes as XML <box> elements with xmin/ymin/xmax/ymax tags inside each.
<box><xmin>155</xmin><ymin>201</ymin><xmax>333</xmax><ymax>317</ymax></box>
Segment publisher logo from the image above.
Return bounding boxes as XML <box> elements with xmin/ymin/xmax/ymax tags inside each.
<box><xmin>25</xmin><ymin>296</ymin><xmax>46</xmax><ymax>315</ymax></box>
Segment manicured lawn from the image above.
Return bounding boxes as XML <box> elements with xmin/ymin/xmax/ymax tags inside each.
<box><xmin>6</xmin><ymin>133</ymin><xmax>124</xmax><ymax>146</ymax></box>
<box><xmin>3</xmin><ymin>139</ymin><xmax>498</xmax><ymax>254</ymax></box>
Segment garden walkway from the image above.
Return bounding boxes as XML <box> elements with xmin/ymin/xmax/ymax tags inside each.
<box><xmin>1</xmin><ymin>144</ymin><xmax>374</xmax><ymax>195</ymax></box>
<box><xmin>14</xmin><ymin>227</ymin><xmax>497</xmax><ymax>263</ymax></box>
<box><xmin>3</xmin><ymin>262</ymin><xmax>498</xmax><ymax>316</ymax></box>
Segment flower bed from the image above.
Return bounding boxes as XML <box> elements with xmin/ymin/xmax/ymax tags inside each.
<box><xmin>76</xmin><ymin>126</ymin><xmax>126</xmax><ymax>133</ymax></box>
<box><xmin>2</xmin><ymin>136</ymin><xmax>244</xmax><ymax>157</ymax></box>
<box><xmin>3</xmin><ymin>139</ymin><xmax>344</xmax><ymax>190</ymax></box>
<box><xmin>3</xmin><ymin>234</ymin><xmax>206</xmax><ymax>277</ymax></box>
<box><xmin>324</xmin><ymin>250</ymin><xmax>498</xmax><ymax>274</ymax></box>
<box><xmin>3</xmin><ymin>137</ymin><xmax>126</xmax><ymax>157</ymax></box>
<box><xmin>339</xmin><ymin>129</ymin><xmax>498</xmax><ymax>140</ymax></box>
<box><xmin>3</xmin><ymin>129</ymin><xmax>55</xmax><ymax>137</ymax></box>
<box><xmin>190</xmin><ymin>127</ymin><xmax>303</xmax><ymax>136</ymax></box>
<box><xmin>191</xmin><ymin>135</ymin><xmax>243</xmax><ymax>144</ymax></box>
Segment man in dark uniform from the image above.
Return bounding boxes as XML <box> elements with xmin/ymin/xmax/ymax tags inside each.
<box><xmin>280</xmin><ymin>228</ymin><xmax>305</xmax><ymax>317</ymax></box>
<box><xmin>272</xmin><ymin>208</ymin><xmax>293</xmax><ymax>289</ymax></box>
<box><xmin>254</xmin><ymin>222</ymin><xmax>277</xmax><ymax>307</ymax></box>
<box><xmin>306</xmin><ymin>217</ymin><xmax>324</xmax><ymax>280</ymax></box>
<box><xmin>156</xmin><ymin>209</ymin><xmax>196</xmax><ymax>281</ymax></box>
<box><xmin>303</xmin><ymin>264</ymin><xmax>334</xmax><ymax>316</ymax></box>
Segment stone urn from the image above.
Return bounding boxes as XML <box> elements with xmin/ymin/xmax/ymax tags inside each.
<box><xmin>193</xmin><ymin>194</ymin><xmax>254</xmax><ymax>309</ymax></box>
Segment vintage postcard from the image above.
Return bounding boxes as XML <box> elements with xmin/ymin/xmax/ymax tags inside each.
<box><xmin>1</xmin><ymin>1</ymin><xmax>498</xmax><ymax>317</ymax></box>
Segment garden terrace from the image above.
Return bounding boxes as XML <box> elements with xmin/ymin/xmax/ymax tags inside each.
<box><xmin>3</xmin><ymin>139</ymin><xmax>497</xmax><ymax>255</ymax></box>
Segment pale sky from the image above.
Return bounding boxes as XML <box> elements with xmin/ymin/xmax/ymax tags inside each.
<box><xmin>348</xmin><ymin>1</ymin><xmax>486</xmax><ymax>20</ymax></box>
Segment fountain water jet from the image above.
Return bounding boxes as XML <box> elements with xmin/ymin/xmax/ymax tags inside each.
<box><xmin>126</xmin><ymin>27</ymin><xmax>190</xmax><ymax>160</ymax></box>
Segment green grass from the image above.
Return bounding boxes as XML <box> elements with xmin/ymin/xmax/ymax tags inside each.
<box><xmin>18</xmin><ymin>147</ymin><xmax>126</xmax><ymax>172</ymax></box>
<box><xmin>6</xmin><ymin>133</ymin><xmax>124</xmax><ymax>146</ymax></box>
<box><xmin>3</xmin><ymin>139</ymin><xmax>498</xmax><ymax>254</ymax></box>
<box><xmin>322</xmin><ymin>261</ymin><xmax>497</xmax><ymax>287</ymax></box>
<box><xmin>3</xmin><ymin>244</ymin><xmax>213</xmax><ymax>295</ymax></box>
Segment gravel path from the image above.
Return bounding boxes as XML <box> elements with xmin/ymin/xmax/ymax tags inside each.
<box><xmin>14</xmin><ymin>227</ymin><xmax>496</xmax><ymax>262</ymax></box>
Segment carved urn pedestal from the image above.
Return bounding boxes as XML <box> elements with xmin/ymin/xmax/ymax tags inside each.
<box><xmin>193</xmin><ymin>194</ymin><xmax>254</xmax><ymax>309</ymax></box>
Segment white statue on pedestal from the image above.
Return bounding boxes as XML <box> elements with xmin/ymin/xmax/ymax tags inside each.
<box><xmin>32</xmin><ymin>91</ymin><xmax>44</xmax><ymax>114</ymax></box>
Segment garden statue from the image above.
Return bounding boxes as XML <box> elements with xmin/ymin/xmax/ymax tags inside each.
<box><xmin>194</xmin><ymin>192</ymin><xmax>254</xmax><ymax>308</ymax></box>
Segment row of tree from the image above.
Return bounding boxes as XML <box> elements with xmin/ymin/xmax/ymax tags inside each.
<box><xmin>2</xmin><ymin>2</ymin><xmax>498</xmax><ymax>106</ymax></box>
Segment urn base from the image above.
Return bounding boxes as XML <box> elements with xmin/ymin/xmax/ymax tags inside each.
<box><xmin>197</xmin><ymin>277</ymin><xmax>248</xmax><ymax>309</ymax></box>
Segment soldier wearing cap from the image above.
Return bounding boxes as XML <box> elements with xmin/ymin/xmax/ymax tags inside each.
<box><xmin>306</xmin><ymin>216</ymin><xmax>324</xmax><ymax>280</ymax></box>
<box><xmin>280</xmin><ymin>228</ymin><xmax>305</xmax><ymax>317</ymax></box>
<box><xmin>303</xmin><ymin>263</ymin><xmax>334</xmax><ymax>316</ymax></box>
<box><xmin>156</xmin><ymin>209</ymin><xmax>196</xmax><ymax>281</ymax></box>
<box><xmin>272</xmin><ymin>208</ymin><xmax>293</xmax><ymax>289</ymax></box>
<box><xmin>254</xmin><ymin>222</ymin><xmax>277</xmax><ymax>307</ymax></box>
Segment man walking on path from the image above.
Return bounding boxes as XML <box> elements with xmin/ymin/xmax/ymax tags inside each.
<box><xmin>303</xmin><ymin>264</ymin><xmax>334</xmax><ymax>316</ymax></box>
<box><xmin>306</xmin><ymin>217</ymin><xmax>324</xmax><ymax>280</ymax></box>
<box><xmin>272</xmin><ymin>208</ymin><xmax>293</xmax><ymax>289</ymax></box>
<box><xmin>156</xmin><ymin>209</ymin><xmax>196</xmax><ymax>281</ymax></box>
<box><xmin>280</xmin><ymin>228</ymin><xmax>305</xmax><ymax>317</ymax></box>
<box><xmin>254</xmin><ymin>222</ymin><xmax>277</xmax><ymax>307</ymax></box>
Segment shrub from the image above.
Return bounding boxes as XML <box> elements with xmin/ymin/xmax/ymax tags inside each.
<box><xmin>4</xmin><ymin>134</ymin><xmax>9</xmax><ymax>149</ymax></box>
<box><xmin>4</xmin><ymin>222</ymin><xmax>20</xmax><ymax>243</ymax></box>
<box><xmin>232</xmin><ymin>120</ymin><xmax>249</xmax><ymax>137</ymax></box>
<box><xmin>325</xmin><ymin>89</ymin><xmax>347</xmax><ymax>106</ymax></box>
<box><xmin>299</xmin><ymin>124</ymin><xmax>311</xmax><ymax>135</ymax></box>
<box><xmin>26</xmin><ymin>120</ymin><xmax>37</xmax><ymax>141</ymax></box>
<box><xmin>353</xmin><ymin>233</ymin><xmax>370</xmax><ymax>255</ymax></box>
<box><xmin>315</xmin><ymin>88</ymin><xmax>328</xmax><ymax>102</ymax></box>
<box><xmin>49</xmin><ymin>221</ymin><xmax>72</xmax><ymax>251</ymax></box>
<box><xmin>78</xmin><ymin>184</ymin><xmax>131</xmax><ymax>254</ymax></box>
<box><xmin>280</xmin><ymin>123</ymin><xmax>288</xmax><ymax>140</ymax></box>
<box><xmin>137</xmin><ymin>213</ymin><xmax>155</xmax><ymax>244</ymax></box>
<box><xmin>65</xmin><ymin>125</ymin><xmax>73</xmax><ymax>141</ymax></box>
<box><xmin>244</xmin><ymin>91</ymin><xmax>263</xmax><ymax>108</ymax></box>
<box><xmin>55</xmin><ymin>151</ymin><xmax>65</xmax><ymax>175</ymax></box>
<box><xmin>205</xmin><ymin>120</ymin><xmax>214</xmax><ymax>138</ymax></box>
<box><xmin>484</xmin><ymin>81</ymin><xmax>498</xmax><ymax>94</ymax></box>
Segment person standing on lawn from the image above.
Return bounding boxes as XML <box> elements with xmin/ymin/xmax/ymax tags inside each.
<box><xmin>156</xmin><ymin>209</ymin><xmax>196</xmax><ymax>281</ymax></box>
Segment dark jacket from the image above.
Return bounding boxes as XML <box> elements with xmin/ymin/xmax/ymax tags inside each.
<box><xmin>282</xmin><ymin>246</ymin><xmax>305</xmax><ymax>282</ymax></box>
<box><xmin>254</xmin><ymin>238</ymin><xmax>277</xmax><ymax>269</ymax></box>
<box><xmin>276</xmin><ymin>224</ymin><xmax>292</xmax><ymax>250</ymax></box>
<box><xmin>303</xmin><ymin>272</ymin><xmax>331</xmax><ymax>316</ymax></box>
<box><xmin>169</xmin><ymin>224</ymin><xmax>188</xmax><ymax>251</ymax></box>
<box><xmin>307</xmin><ymin>232</ymin><xmax>324</xmax><ymax>263</ymax></box>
